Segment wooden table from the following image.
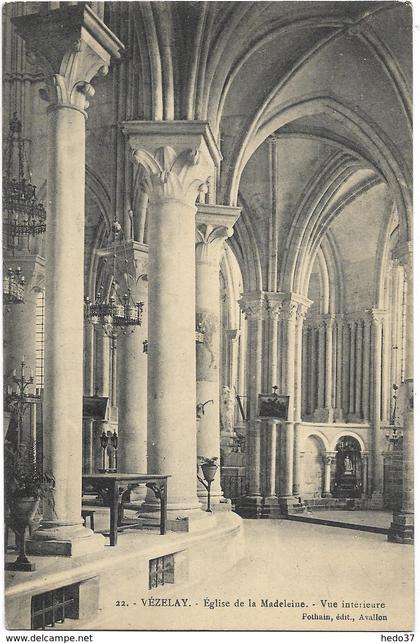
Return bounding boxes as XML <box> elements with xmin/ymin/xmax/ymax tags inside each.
<box><xmin>82</xmin><ymin>473</ymin><xmax>169</xmax><ymax>546</ymax></box>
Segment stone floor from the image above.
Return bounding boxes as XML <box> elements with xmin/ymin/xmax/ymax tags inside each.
<box><xmin>305</xmin><ymin>510</ymin><xmax>392</xmax><ymax>529</ymax></box>
<box><xmin>87</xmin><ymin>518</ymin><xmax>414</xmax><ymax>631</ymax></box>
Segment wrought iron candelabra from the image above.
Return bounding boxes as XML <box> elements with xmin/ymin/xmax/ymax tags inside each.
<box><xmin>6</xmin><ymin>357</ymin><xmax>40</xmax><ymax>447</ymax></box>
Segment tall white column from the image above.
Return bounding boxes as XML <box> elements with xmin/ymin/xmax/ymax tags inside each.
<box><xmin>342</xmin><ymin>321</ymin><xmax>350</xmax><ymax>417</ymax></box>
<box><xmin>335</xmin><ymin>314</ymin><xmax>344</xmax><ymax>419</ymax></box>
<box><xmin>237</xmin><ymin>293</ymin><xmax>264</xmax><ymax>515</ymax></box>
<box><xmin>324</xmin><ymin>315</ymin><xmax>334</xmax><ymax>422</ymax></box>
<box><xmin>83</xmin><ymin>322</ymin><xmax>95</xmax><ymax>474</ymax></box>
<box><xmin>355</xmin><ymin>319</ymin><xmax>363</xmax><ymax>419</ymax></box>
<box><xmin>195</xmin><ymin>204</ymin><xmax>240</xmax><ymax>504</ymax></box>
<box><xmin>279</xmin><ymin>299</ymin><xmax>297</xmax><ymax>499</ymax></box>
<box><xmin>370</xmin><ymin>309</ymin><xmax>385</xmax><ymax>498</ymax></box>
<box><xmin>361</xmin><ymin>451</ymin><xmax>369</xmax><ymax>496</ymax></box>
<box><xmin>302</xmin><ymin>326</ymin><xmax>309</xmax><ymax>417</ymax></box>
<box><xmin>389</xmin><ymin>242</ymin><xmax>413</xmax><ymax>543</ymax></box>
<box><xmin>322</xmin><ymin>452</ymin><xmax>335</xmax><ymax>497</ymax></box>
<box><xmin>316</xmin><ymin>320</ymin><xmax>325</xmax><ymax>411</ymax></box>
<box><xmin>348</xmin><ymin>320</ymin><xmax>356</xmax><ymax>416</ymax></box>
<box><xmin>125</xmin><ymin>121</ymin><xmax>221</xmax><ymax>525</ymax></box>
<box><xmin>293</xmin><ymin>301</ymin><xmax>310</xmax><ymax>494</ymax></box>
<box><xmin>14</xmin><ymin>4</ymin><xmax>124</xmax><ymax>556</ymax></box>
<box><xmin>117</xmin><ymin>243</ymin><xmax>148</xmax><ymax>477</ymax></box>
<box><xmin>263</xmin><ymin>294</ymin><xmax>283</xmax><ymax>507</ymax></box>
<box><xmin>310</xmin><ymin>325</ymin><xmax>317</xmax><ymax>415</ymax></box>
<box><xmin>362</xmin><ymin>318</ymin><xmax>371</xmax><ymax>421</ymax></box>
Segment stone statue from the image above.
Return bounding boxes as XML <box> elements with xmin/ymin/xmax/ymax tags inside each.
<box><xmin>220</xmin><ymin>385</ymin><xmax>235</xmax><ymax>435</ymax></box>
<box><xmin>343</xmin><ymin>455</ymin><xmax>353</xmax><ymax>474</ymax></box>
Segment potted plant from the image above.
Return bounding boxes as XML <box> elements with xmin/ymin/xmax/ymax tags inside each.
<box><xmin>4</xmin><ymin>441</ymin><xmax>55</xmax><ymax>571</ymax></box>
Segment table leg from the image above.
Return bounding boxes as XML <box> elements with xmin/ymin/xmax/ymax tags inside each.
<box><xmin>160</xmin><ymin>482</ymin><xmax>167</xmax><ymax>535</ymax></box>
<box><xmin>110</xmin><ymin>483</ymin><xmax>119</xmax><ymax>546</ymax></box>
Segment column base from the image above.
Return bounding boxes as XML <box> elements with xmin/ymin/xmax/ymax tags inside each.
<box><xmin>138</xmin><ymin>507</ymin><xmax>216</xmax><ymax>533</ymax></box>
<box><xmin>278</xmin><ymin>495</ymin><xmax>298</xmax><ymax>516</ymax></box>
<box><xmin>347</xmin><ymin>412</ymin><xmax>363</xmax><ymax>423</ymax></box>
<box><xmin>388</xmin><ymin>512</ymin><xmax>414</xmax><ymax>544</ymax></box>
<box><xmin>5</xmin><ymin>559</ymin><xmax>36</xmax><ymax>572</ymax></box>
<box><xmin>370</xmin><ymin>491</ymin><xmax>384</xmax><ymax>509</ymax></box>
<box><xmin>322</xmin><ymin>492</ymin><xmax>333</xmax><ymax>498</ymax></box>
<box><xmin>27</xmin><ymin>524</ymin><xmax>105</xmax><ymax>557</ymax></box>
<box><xmin>260</xmin><ymin>496</ymin><xmax>282</xmax><ymax>519</ymax></box>
<box><xmin>198</xmin><ymin>497</ymin><xmax>232</xmax><ymax>512</ymax></box>
<box><xmin>235</xmin><ymin>495</ymin><xmax>264</xmax><ymax>519</ymax></box>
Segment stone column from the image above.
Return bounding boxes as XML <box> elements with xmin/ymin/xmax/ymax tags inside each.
<box><xmin>335</xmin><ymin>314</ymin><xmax>344</xmax><ymax>419</ymax></box>
<box><xmin>309</xmin><ymin>325</ymin><xmax>317</xmax><ymax>415</ymax></box>
<box><xmin>348</xmin><ymin>320</ymin><xmax>356</xmax><ymax>416</ymax></box>
<box><xmin>324</xmin><ymin>315</ymin><xmax>334</xmax><ymax>422</ymax></box>
<box><xmin>117</xmin><ymin>242</ymin><xmax>148</xmax><ymax>481</ymax></box>
<box><xmin>361</xmin><ymin>451</ymin><xmax>369</xmax><ymax>496</ymax></box>
<box><xmin>293</xmin><ymin>301</ymin><xmax>310</xmax><ymax>494</ymax></box>
<box><xmin>316</xmin><ymin>319</ymin><xmax>325</xmax><ymax>412</ymax></box>
<box><xmin>381</xmin><ymin>310</ymin><xmax>391</xmax><ymax>423</ymax></box>
<box><xmin>279</xmin><ymin>299</ymin><xmax>298</xmax><ymax>504</ymax></box>
<box><xmin>342</xmin><ymin>321</ymin><xmax>350</xmax><ymax>417</ymax></box>
<box><xmin>225</xmin><ymin>329</ymin><xmax>240</xmax><ymax>391</ymax></box>
<box><xmin>302</xmin><ymin>326</ymin><xmax>309</xmax><ymax>417</ymax></box>
<box><xmin>236</xmin><ymin>293</ymin><xmax>264</xmax><ymax>517</ymax></box>
<box><xmin>362</xmin><ymin>317</ymin><xmax>371</xmax><ymax>421</ymax></box>
<box><xmin>389</xmin><ymin>242</ymin><xmax>413</xmax><ymax>543</ymax></box>
<box><xmin>322</xmin><ymin>452</ymin><xmax>335</xmax><ymax>497</ymax></box>
<box><xmin>93</xmin><ymin>328</ymin><xmax>111</xmax><ymax>471</ymax></box>
<box><xmin>195</xmin><ymin>204</ymin><xmax>240</xmax><ymax>505</ymax></box>
<box><xmin>354</xmin><ymin>319</ymin><xmax>363</xmax><ymax>419</ymax></box>
<box><xmin>262</xmin><ymin>294</ymin><xmax>284</xmax><ymax>512</ymax></box>
<box><xmin>370</xmin><ymin>309</ymin><xmax>385</xmax><ymax>501</ymax></box>
<box><xmin>82</xmin><ymin>322</ymin><xmax>95</xmax><ymax>474</ymax></box>
<box><xmin>293</xmin><ymin>425</ymin><xmax>304</xmax><ymax>497</ymax></box>
<box><xmin>13</xmin><ymin>4</ymin><xmax>124</xmax><ymax>556</ymax></box>
<box><xmin>124</xmin><ymin>121</ymin><xmax>221</xmax><ymax>526</ymax></box>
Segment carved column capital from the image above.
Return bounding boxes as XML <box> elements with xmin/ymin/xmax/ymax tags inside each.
<box><xmin>239</xmin><ymin>292</ymin><xmax>265</xmax><ymax>321</ymax></box>
<box><xmin>195</xmin><ymin>223</ymin><xmax>231</xmax><ymax>264</ymax></box>
<box><xmin>195</xmin><ymin>204</ymin><xmax>240</xmax><ymax>265</ymax></box>
<box><xmin>12</xmin><ymin>5</ymin><xmax>123</xmax><ymax>112</ymax></box>
<box><xmin>369</xmin><ymin>308</ymin><xmax>387</xmax><ymax>327</ymax></box>
<box><xmin>322</xmin><ymin>313</ymin><xmax>335</xmax><ymax>329</ymax></box>
<box><xmin>264</xmin><ymin>293</ymin><xmax>284</xmax><ymax>321</ymax></box>
<box><xmin>122</xmin><ymin>121</ymin><xmax>221</xmax><ymax>210</ymax></box>
<box><xmin>323</xmin><ymin>452</ymin><xmax>336</xmax><ymax>465</ymax></box>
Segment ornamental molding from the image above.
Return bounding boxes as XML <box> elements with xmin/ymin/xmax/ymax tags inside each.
<box><xmin>196</xmin><ymin>223</ymin><xmax>232</xmax><ymax>264</ymax></box>
<box><xmin>239</xmin><ymin>292</ymin><xmax>265</xmax><ymax>320</ymax></box>
<box><xmin>12</xmin><ymin>4</ymin><xmax>123</xmax><ymax>111</ymax></box>
<box><xmin>196</xmin><ymin>203</ymin><xmax>241</xmax><ymax>232</ymax></box>
<box><xmin>368</xmin><ymin>308</ymin><xmax>387</xmax><ymax>326</ymax></box>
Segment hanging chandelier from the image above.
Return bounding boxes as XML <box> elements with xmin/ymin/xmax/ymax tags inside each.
<box><xmin>3</xmin><ymin>113</ymin><xmax>46</xmax><ymax>241</ymax></box>
<box><xmin>84</xmin><ymin>217</ymin><xmax>144</xmax><ymax>337</ymax></box>
<box><xmin>3</xmin><ymin>265</ymin><xmax>25</xmax><ymax>304</ymax></box>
